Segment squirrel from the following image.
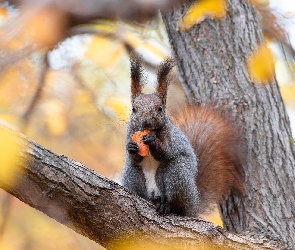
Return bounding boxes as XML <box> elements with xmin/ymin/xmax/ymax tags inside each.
<box><xmin>122</xmin><ymin>56</ymin><xmax>245</xmax><ymax>217</ymax></box>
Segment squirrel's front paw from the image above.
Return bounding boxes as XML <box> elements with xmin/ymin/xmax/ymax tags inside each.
<box><xmin>151</xmin><ymin>196</ymin><xmax>171</xmax><ymax>215</ymax></box>
<box><xmin>142</xmin><ymin>133</ymin><xmax>156</xmax><ymax>146</ymax></box>
<box><xmin>126</xmin><ymin>142</ymin><xmax>138</xmax><ymax>155</ymax></box>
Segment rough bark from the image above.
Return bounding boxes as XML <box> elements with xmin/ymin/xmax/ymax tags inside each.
<box><xmin>0</xmin><ymin>124</ymin><xmax>285</xmax><ymax>249</ymax></box>
<box><xmin>162</xmin><ymin>0</ymin><xmax>295</xmax><ymax>248</ymax></box>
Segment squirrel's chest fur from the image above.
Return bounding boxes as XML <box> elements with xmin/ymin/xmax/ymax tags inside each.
<box><xmin>139</xmin><ymin>153</ymin><xmax>160</xmax><ymax>197</ymax></box>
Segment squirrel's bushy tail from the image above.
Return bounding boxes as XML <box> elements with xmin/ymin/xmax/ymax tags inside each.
<box><xmin>171</xmin><ymin>104</ymin><xmax>245</xmax><ymax>214</ymax></box>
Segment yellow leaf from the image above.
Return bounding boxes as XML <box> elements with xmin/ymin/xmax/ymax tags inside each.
<box><xmin>111</xmin><ymin>236</ymin><xmax>177</xmax><ymax>250</ymax></box>
<box><xmin>123</xmin><ymin>32</ymin><xmax>142</xmax><ymax>48</ymax></box>
<box><xmin>142</xmin><ymin>42</ymin><xmax>166</xmax><ymax>58</ymax></box>
<box><xmin>86</xmin><ymin>22</ymin><xmax>117</xmax><ymax>35</ymax></box>
<box><xmin>121</xmin><ymin>32</ymin><xmax>168</xmax><ymax>62</ymax></box>
<box><xmin>0</xmin><ymin>128</ymin><xmax>22</xmax><ymax>185</ymax></box>
<box><xmin>0</xmin><ymin>6</ymin><xmax>8</xmax><ymax>18</ymax></box>
<box><xmin>179</xmin><ymin>0</ymin><xmax>227</xmax><ymax>31</ymax></box>
<box><xmin>84</xmin><ymin>36</ymin><xmax>124</xmax><ymax>69</ymax></box>
<box><xmin>124</xmin><ymin>32</ymin><xmax>166</xmax><ymax>58</ymax></box>
<box><xmin>246</xmin><ymin>43</ymin><xmax>275</xmax><ymax>83</ymax></box>
<box><xmin>111</xmin><ymin>233</ymin><xmax>220</xmax><ymax>250</ymax></box>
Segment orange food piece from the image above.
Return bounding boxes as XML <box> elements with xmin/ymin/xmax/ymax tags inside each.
<box><xmin>132</xmin><ymin>129</ymin><xmax>150</xmax><ymax>157</ymax></box>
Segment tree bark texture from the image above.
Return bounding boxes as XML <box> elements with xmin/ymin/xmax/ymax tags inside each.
<box><xmin>0</xmin><ymin>124</ymin><xmax>285</xmax><ymax>249</ymax></box>
<box><xmin>162</xmin><ymin>0</ymin><xmax>295</xmax><ymax>248</ymax></box>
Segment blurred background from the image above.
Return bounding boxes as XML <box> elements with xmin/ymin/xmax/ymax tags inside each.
<box><xmin>0</xmin><ymin>0</ymin><xmax>294</xmax><ymax>249</ymax></box>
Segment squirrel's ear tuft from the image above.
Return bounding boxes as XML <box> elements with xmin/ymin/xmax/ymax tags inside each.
<box><xmin>156</xmin><ymin>57</ymin><xmax>174</xmax><ymax>105</ymax></box>
<box><xmin>130</xmin><ymin>54</ymin><xmax>144</xmax><ymax>101</ymax></box>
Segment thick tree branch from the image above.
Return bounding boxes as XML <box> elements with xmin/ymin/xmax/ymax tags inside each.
<box><xmin>0</xmin><ymin>0</ymin><xmax>187</xmax><ymax>24</ymax></box>
<box><xmin>0</xmin><ymin>123</ymin><xmax>285</xmax><ymax>249</ymax></box>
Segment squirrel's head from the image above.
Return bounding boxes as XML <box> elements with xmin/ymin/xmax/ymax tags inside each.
<box><xmin>129</xmin><ymin>56</ymin><xmax>174</xmax><ymax>131</ymax></box>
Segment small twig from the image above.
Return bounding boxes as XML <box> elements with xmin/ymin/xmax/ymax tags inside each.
<box><xmin>257</xmin><ymin>6</ymin><xmax>295</xmax><ymax>56</ymax></box>
<box><xmin>279</xmin><ymin>42</ymin><xmax>295</xmax><ymax>82</ymax></box>
<box><xmin>124</xmin><ymin>43</ymin><xmax>158</xmax><ymax>71</ymax></box>
<box><xmin>20</xmin><ymin>52</ymin><xmax>49</xmax><ymax>133</ymax></box>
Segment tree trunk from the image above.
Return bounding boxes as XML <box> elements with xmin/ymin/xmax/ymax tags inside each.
<box><xmin>162</xmin><ymin>0</ymin><xmax>295</xmax><ymax>247</ymax></box>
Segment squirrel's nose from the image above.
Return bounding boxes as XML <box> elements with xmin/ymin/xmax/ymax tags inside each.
<box><xmin>142</xmin><ymin>120</ymin><xmax>152</xmax><ymax>129</ymax></box>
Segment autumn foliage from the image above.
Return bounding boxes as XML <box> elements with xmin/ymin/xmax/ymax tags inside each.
<box><xmin>0</xmin><ymin>0</ymin><xmax>294</xmax><ymax>249</ymax></box>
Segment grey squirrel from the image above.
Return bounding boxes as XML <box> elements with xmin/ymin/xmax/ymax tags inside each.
<box><xmin>122</xmin><ymin>56</ymin><xmax>245</xmax><ymax>217</ymax></box>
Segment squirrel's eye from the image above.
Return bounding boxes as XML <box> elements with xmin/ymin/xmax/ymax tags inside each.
<box><xmin>158</xmin><ymin>106</ymin><xmax>163</xmax><ymax>112</ymax></box>
<box><xmin>132</xmin><ymin>107</ymin><xmax>136</xmax><ymax>113</ymax></box>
